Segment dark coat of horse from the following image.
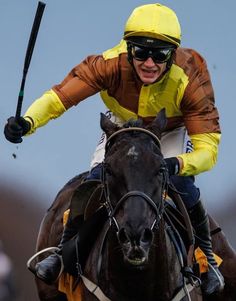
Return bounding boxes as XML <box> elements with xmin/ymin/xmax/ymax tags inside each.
<box><xmin>34</xmin><ymin>111</ymin><xmax>236</xmax><ymax>301</ymax></box>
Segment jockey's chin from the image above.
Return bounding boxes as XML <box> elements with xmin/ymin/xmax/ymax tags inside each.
<box><xmin>133</xmin><ymin>58</ymin><xmax>167</xmax><ymax>84</ymax></box>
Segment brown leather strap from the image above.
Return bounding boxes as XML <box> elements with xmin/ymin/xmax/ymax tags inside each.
<box><xmin>169</xmin><ymin>190</ymin><xmax>195</xmax><ymax>267</ymax></box>
<box><xmin>210</xmin><ymin>227</ymin><xmax>222</xmax><ymax>236</ymax></box>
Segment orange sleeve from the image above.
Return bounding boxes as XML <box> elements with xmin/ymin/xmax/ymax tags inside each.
<box><xmin>52</xmin><ymin>55</ymin><xmax>120</xmax><ymax>109</ymax></box>
<box><xmin>177</xmin><ymin>49</ymin><xmax>221</xmax><ymax>135</ymax></box>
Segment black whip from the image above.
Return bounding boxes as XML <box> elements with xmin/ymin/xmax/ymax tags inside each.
<box><xmin>15</xmin><ymin>1</ymin><xmax>46</xmax><ymax>120</ymax></box>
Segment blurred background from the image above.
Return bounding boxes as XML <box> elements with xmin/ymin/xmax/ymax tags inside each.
<box><xmin>1</xmin><ymin>0</ymin><xmax>236</xmax><ymax>300</ymax></box>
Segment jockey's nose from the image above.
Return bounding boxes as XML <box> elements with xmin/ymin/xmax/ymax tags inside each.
<box><xmin>143</xmin><ymin>56</ymin><xmax>156</xmax><ymax>66</ymax></box>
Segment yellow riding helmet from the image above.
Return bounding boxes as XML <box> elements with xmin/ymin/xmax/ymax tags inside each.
<box><xmin>124</xmin><ymin>3</ymin><xmax>181</xmax><ymax>47</ymax></box>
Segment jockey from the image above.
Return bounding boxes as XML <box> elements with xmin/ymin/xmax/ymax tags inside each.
<box><xmin>4</xmin><ymin>3</ymin><xmax>224</xmax><ymax>296</ymax></box>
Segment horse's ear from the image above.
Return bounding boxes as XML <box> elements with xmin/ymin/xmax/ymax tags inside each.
<box><xmin>100</xmin><ymin>113</ymin><xmax>119</xmax><ymax>137</ymax></box>
<box><xmin>146</xmin><ymin>108</ymin><xmax>167</xmax><ymax>138</ymax></box>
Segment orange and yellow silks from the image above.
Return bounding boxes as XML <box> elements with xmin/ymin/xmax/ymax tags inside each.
<box><xmin>62</xmin><ymin>209</ymin><xmax>70</xmax><ymax>225</ymax></box>
<box><xmin>58</xmin><ymin>273</ymin><xmax>82</xmax><ymax>301</ymax></box>
<box><xmin>58</xmin><ymin>209</ymin><xmax>82</xmax><ymax>301</ymax></box>
<box><xmin>194</xmin><ymin>247</ymin><xmax>222</xmax><ymax>274</ymax></box>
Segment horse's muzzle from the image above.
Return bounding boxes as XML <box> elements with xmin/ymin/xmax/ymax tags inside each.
<box><xmin>117</xmin><ymin>227</ymin><xmax>153</xmax><ymax>267</ymax></box>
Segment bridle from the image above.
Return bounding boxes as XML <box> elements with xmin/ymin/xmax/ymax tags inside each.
<box><xmin>81</xmin><ymin>127</ymin><xmax>199</xmax><ymax>301</ymax></box>
<box><xmin>101</xmin><ymin>127</ymin><xmax>168</xmax><ymax>233</ymax></box>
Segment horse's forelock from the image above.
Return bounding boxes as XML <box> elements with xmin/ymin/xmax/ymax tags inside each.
<box><xmin>123</xmin><ymin>118</ymin><xmax>143</xmax><ymax>128</ymax></box>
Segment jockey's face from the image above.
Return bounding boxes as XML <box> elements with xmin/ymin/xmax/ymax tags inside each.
<box><xmin>133</xmin><ymin>56</ymin><xmax>167</xmax><ymax>84</ymax></box>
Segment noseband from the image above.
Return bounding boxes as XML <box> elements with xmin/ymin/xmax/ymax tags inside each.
<box><xmin>102</xmin><ymin>127</ymin><xmax>168</xmax><ymax>233</ymax></box>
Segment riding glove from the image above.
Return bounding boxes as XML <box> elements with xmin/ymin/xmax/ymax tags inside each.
<box><xmin>4</xmin><ymin>116</ymin><xmax>31</xmax><ymax>143</ymax></box>
<box><xmin>164</xmin><ymin>157</ymin><xmax>180</xmax><ymax>176</ymax></box>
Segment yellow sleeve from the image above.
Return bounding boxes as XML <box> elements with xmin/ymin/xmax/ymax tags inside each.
<box><xmin>177</xmin><ymin>133</ymin><xmax>221</xmax><ymax>176</ymax></box>
<box><xmin>23</xmin><ymin>89</ymin><xmax>66</xmax><ymax>135</ymax></box>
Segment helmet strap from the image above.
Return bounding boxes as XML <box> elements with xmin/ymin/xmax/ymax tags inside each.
<box><xmin>127</xmin><ymin>42</ymin><xmax>133</xmax><ymax>65</ymax></box>
<box><xmin>165</xmin><ymin>49</ymin><xmax>176</xmax><ymax>70</ymax></box>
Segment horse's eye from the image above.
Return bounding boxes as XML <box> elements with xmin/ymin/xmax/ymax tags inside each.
<box><xmin>155</xmin><ymin>165</ymin><xmax>166</xmax><ymax>176</ymax></box>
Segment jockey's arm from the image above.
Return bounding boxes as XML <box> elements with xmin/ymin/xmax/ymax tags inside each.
<box><xmin>177</xmin><ymin>132</ymin><xmax>221</xmax><ymax>176</ymax></box>
<box><xmin>23</xmin><ymin>89</ymin><xmax>66</xmax><ymax>135</ymax></box>
<box><xmin>23</xmin><ymin>55</ymin><xmax>114</xmax><ymax>135</ymax></box>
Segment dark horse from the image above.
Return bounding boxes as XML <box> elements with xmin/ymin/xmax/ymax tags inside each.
<box><xmin>34</xmin><ymin>110</ymin><xmax>236</xmax><ymax>301</ymax></box>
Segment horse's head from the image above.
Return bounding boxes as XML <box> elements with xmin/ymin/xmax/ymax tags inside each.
<box><xmin>100</xmin><ymin>109</ymin><xmax>168</xmax><ymax>268</ymax></box>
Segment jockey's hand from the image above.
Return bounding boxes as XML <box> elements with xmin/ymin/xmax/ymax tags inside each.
<box><xmin>164</xmin><ymin>157</ymin><xmax>180</xmax><ymax>176</ymax></box>
<box><xmin>4</xmin><ymin>116</ymin><xmax>31</xmax><ymax>144</ymax></box>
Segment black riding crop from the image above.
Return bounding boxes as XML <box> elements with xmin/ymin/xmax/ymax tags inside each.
<box><xmin>15</xmin><ymin>1</ymin><xmax>46</xmax><ymax>120</ymax></box>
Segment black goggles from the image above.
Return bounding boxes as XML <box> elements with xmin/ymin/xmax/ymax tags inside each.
<box><xmin>131</xmin><ymin>45</ymin><xmax>174</xmax><ymax>64</ymax></box>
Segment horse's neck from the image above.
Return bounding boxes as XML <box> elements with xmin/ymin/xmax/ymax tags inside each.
<box><xmin>99</xmin><ymin>221</ymin><xmax>183</xmax><ymax>301</ymax></box>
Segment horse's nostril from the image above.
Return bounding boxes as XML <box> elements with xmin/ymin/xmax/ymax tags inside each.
<box><xmin>118</xmin><ymin>228</ymin><xmax>130</xmax><ymax>245</ymax></box>
<box><xmin>141</xmin><ymin>228</ymin><xmax>153</xmax><ymax>244</ymax></box>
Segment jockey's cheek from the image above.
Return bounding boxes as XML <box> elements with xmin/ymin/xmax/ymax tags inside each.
<box><xmin>133</xmin><ymin>58</ymin><xmax>167</xmax><ymax>84</ymax></box>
